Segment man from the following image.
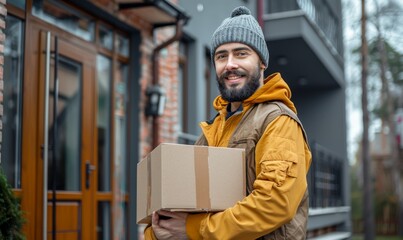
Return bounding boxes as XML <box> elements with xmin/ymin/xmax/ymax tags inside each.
<box><xmin>144</xmin><ymin>6</ymin><xmax>312</xmax><ymax>239</ymax></box>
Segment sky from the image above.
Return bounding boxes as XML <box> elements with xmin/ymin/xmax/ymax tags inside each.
<box><xmin>342</xmin><ymin>0</ymin><xmax>403</xmax><ymax>164</ymax></box>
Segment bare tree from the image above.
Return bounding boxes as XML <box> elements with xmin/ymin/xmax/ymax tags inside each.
<box><xmin>361</xmin><ymin>0</ymin><xmax>375</xmax><ymax>239</ymax></box>
<box><xmin>373</xmin><ymin>0</ymin><xmax>403</xmax><ymax>235</ymax></box>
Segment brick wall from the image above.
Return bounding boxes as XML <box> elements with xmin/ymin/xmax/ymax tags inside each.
<box><xmin>140</xmin><ymin>26</ymin><xmax>180</xmax><ymax>157</ymax></box>
<box><xmin>156</xmin><ymin>28</ymin><xmax>180</xmax><ymax>145</ymax></box>
<box><xmin>125</xmin><ymin>9</ymin><xmax>180</xmax><ymax>158</ymax></box>
<box><xmin>92</xmin><ymin>0</ymin><xmax>181</xmax><ymax>159</ymax></box>
<box><xmin>0</xmin><ymin>0</ymin><xmax>6</xmax><ymax>163</ymax></box>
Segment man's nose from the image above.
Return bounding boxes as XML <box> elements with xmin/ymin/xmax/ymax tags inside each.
<box><xmin>225</xmin><ymin>55</ymin><xmax>239</xmax><ymax>70</ymax></box>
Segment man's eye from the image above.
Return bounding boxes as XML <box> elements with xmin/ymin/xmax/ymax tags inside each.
<box><xmin>236</xmin><ymin>51</ymin><xmax>248</xmax><ymax>56</ymax></box>
<box><xmin>215</xmin><ymin>54</ymin><xmax>226</xmax><ymax>60</ymax></box>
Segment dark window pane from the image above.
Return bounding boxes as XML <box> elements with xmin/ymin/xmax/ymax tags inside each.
<box><xmin>114</xmin><ymin>62</ymin><xmax>128</xmax><ymax>193</ymax></box>
<box><xmin>1</xmin><ymin>15</ymin><xmax>24</xmax><ymax>188</ymax></box>
<box><xmin>116</xmin><ymin>34</ymin><xmax>129</xmax><ymax>57</ymax></box>
<box><xmin>48</xmin><ymin>57</ymin><xmax>82</xmax><ymax>191</ymax></box>
<box><xmin>96</xmin><ymin>55</ymin><xmax>112</xmax><ymax>192</ymax></box>
<box><xmin>99</xmin><ymin>25</ymin><xmax>113</xmax><ymax>50</ymax></box>
<box><xmin>97</xmin><ymin>201</ymin><xmax>111</xmax><ymax>240</ymax></box>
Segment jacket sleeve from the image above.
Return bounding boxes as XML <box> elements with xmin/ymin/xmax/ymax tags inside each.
<box><xmin>186</xmin><ymin>115</ymin><xmax>311</xmax><ymax>239</ymax></box>
<box><xmin>143</xmin><ymin>225</ymin><xmax>157</xmax><ymax>240</ymax></box>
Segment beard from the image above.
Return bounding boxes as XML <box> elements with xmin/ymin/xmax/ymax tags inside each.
<box><xmin>217</xmin><ymin>65</ymin><xmax>261</xmax><ymax>102</ymax></box>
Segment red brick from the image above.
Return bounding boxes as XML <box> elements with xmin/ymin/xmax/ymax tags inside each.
<box><xmin>0</xmin><ymin>5</ymin><xmax>6</xmax><ymax>17</ymax></box>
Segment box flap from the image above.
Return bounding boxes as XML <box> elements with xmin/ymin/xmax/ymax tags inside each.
<box><xmin>150</xmin><ymin>144</ymin><xmax>162</xmax><ymax>215</ymax></box>
<box><xmin>208</xmin><ymin>147</ymin><xmax>246</xmax><ymax>209</ymax></box>
<box><xmin>161</xmin><ymin>144</ymin><xmax>197</xmax><ymax>208</ymax></box>
<box><xmin>137</xmin><ymin>155</ymin><xmax>149</xmax><ymax>223</ymax></box>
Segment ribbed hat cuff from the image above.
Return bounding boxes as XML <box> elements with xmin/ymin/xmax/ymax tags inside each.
<box><xmin>211</xmin><ymin>26</ymin><xmax>269</xmax><ymax>67</ymax></box>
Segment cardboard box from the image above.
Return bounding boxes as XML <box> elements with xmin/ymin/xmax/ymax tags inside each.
<box><xmin>137</xmin><ymin>143</ymin><xmax>245</xmax><ymax>224</ymax></box>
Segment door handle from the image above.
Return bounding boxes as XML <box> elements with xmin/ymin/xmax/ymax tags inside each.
<box><xmin>43</xmin><ymin>31</ymin><xmax>51</xmax><ymax>240</ymax></box>
<box><xmin>85</xmin><ymin>161</ymin><xmax>96</xmax><ymax>189</ymax></box>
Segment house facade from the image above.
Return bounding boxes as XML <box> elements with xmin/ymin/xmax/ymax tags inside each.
<box><xmin>262</xmin><ymin>1</ymin><xmax>350</xmax><ymax>237</ymax></box>
<box><xmin>0</xmin><ymin>0</ymin><xmax>350</xmax><ymax>239</ymax></box>
<box><xmin>178</xmin><ymin>0</ymin><xmax>351</xmax><ymax>238</ymax></box>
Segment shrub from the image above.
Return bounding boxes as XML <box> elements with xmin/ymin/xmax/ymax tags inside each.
<box><xmin>0</xmin><ymin>168</ymin><xmax>25</xmax><ymax>240</ymax></box>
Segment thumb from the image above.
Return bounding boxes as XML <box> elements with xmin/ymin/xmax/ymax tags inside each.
<box><xmin>152</xmin><ymin>211</ymin><xmax>160</xmax><ymax>226</ymax></box>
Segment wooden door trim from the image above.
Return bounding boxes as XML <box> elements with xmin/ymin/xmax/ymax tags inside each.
<box><xmin>21</xmin><ymin>20</ymin><xmax>97</xmax><ymax>240</ymax></box>
<box><xmin>20</xmin><ymin>20</ymin><xmax>42</xmax><ymax>239</ymax></box>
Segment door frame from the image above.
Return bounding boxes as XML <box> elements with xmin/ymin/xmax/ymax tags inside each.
<box><xmin>21</xmin><ymin>17</ymin><xmax>98</xmax><ymax>240</ymax></box>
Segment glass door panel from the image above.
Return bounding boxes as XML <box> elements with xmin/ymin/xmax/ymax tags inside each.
<box><xmin>48</xmin><ymin>56</ymin><xmax>82</xmax><ymax>191</ymax></box>
<box><xmin>35</xmin><ymin>28</ymin><xmax>96</xmax><ymax>240</ymax></box>
<box><xmin>96</xmin><ymin>55</ymin><xmax>111</xmax><ymax>192</ymax></box>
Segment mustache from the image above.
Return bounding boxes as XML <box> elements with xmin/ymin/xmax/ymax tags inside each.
<box><xmin>220</xmin><ymin>70</ymin><xmax>247</xmax><ymax>80</ymax></box>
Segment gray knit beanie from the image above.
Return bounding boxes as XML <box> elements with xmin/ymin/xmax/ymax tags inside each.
<box><xmin>211</xmin><ymin>6</ymin><xmax>269</xmax><ymax>68</ymax></box>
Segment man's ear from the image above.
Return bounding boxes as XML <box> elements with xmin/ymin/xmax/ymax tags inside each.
<box><xmin>260</xmin><ymin>62</ymin><xmax>266</xmax><ymax>70</ymax></box>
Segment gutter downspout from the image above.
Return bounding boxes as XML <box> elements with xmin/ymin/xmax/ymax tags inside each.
<box><xmin>151</xmin><ymin>19</ymin><xmax>185</xmax><ymax>148</ymax></box>
<box><xmin>257</xmin><ymin>0</ymin><xmax>264</xmax><ymax>28</ymax></box>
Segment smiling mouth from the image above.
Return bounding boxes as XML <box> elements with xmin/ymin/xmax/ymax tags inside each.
<box><xmin>220</xmin><ymin>70</ymin><xmax>247</xmax><ymax>86</ymax></box>
<box><xmin>225</xmin><ymin>74</ymin><xmax>245</xmax><ymax>86</ymax></box>
<box><xmin>226</xmin><ymin>74</ymin><xmax>243</xmax><ymax>80</ymax></box>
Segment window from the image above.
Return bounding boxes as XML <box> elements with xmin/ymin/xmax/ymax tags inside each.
<box><xmin>97</xmin><ymin>201</ymin><xmax>112</xmax><ymax>239</ymax></box>
<box><xmin>32</xmin><ymin>0</ymin><xmax>95</xmax><ymax>42</ymax></box>
<box><xmin>177</xmin><ymin>40</ymin><xmax>198</xmax><ymax>144</ymax></box>
<box><xmin>95</xmin><ymin>29</ymin><xmax>130</xmax><ymax>239</ymax></box>
<box><xmin>112</xmin><ymin>54</ymin><xmax>130</xmax><ymax>240</ymax></box>
<box><xmin>1</xmin><ymin>15</ymin><xmax>24</xmax><ymax>188</ymax></box>
<box><xmin>96</xmin><ymin>54</ymin><xmax>112</xmax><ymax>192</ymax></box>
<box><xmin>98</xmin><ymin>25</ymin><xmax>113</xmax><ymax>51</ymax></box>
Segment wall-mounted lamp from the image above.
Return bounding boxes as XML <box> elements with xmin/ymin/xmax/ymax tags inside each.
<box><xmin>145</xmin><ymin>85</ymin><xmax>166</xmax><ymax>117</ymax></box>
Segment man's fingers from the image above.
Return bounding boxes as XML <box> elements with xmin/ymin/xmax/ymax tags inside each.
<box><xmin>157</xmin><ymin>210</ymin><xmax>176</xmax><ymax>218</ymax></box>
<box><xmin>152</xmin><ymin>210</ymin><xmax>188</xmax><ymax>240</ymax></box>
<box><xmin>152</xmin><ymin>211</ymin><xmax>160</xmax><ymax>226</ymax></box>
<box><xmin>158</xmin><ymin>210</ymin><xmax>186</xmax><ymax>219</ymax></box>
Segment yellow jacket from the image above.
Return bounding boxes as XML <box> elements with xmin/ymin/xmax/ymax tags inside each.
<box><xmin>144</xmin><ymin>73</ymin><xmax>312</xmax><ymax>239</ymax></box>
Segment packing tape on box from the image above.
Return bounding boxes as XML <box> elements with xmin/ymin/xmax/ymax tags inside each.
<box><xmin>144</xmin><ymin>145</ymin><xmax>212</xmax><ymax>215</ymax></box>
<box><xmin>194</xmin><ymin>146</ymin><xmax>211</xmax><ymax>209</ymax></box>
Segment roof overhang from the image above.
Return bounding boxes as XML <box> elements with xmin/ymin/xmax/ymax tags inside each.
<box><xmin>117</xmin><ymin>0</ymin><xmax>190</xmax><ymax>28</ymax></box>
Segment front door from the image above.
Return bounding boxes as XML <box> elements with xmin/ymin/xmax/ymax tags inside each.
<box><xmin>34</xmin><ymin>22</ymin><xmax>97</xmax><ymax>239</ymax></box>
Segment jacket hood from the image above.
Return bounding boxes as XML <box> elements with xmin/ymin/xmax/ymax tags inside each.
<box><xmin>213</xmin><ymin>72</ymin><xmax>297</xmax><ymax>113</ymax></box>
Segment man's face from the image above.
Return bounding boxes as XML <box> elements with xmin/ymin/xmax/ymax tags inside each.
<box><xmin>214</xmin><ymin>42</ymin><xmax>265</xmax><ymax>102</ymax></box>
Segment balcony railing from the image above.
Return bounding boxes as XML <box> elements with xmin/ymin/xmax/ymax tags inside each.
<box><xmin>308</xmin><ymin>142</ymin><xmax>345</xmax><ymax>208</ymax></box>
<box><xmin>265</xmin><ymin>0</ymin><xmax>343</xmax><ymax>57</ymax></box>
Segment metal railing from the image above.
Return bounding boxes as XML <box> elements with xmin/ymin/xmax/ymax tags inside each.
<box><xmin>308</xmin><ymin>142</ymin><xmax>345</xmax><ymax>208</ymax></box>
<box><xmin>265</xmin><ymin>0</ymin><xmax>343</xmax><ymax>57</ymax></box>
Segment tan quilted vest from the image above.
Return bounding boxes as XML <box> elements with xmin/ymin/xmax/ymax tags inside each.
<box><xmin>195</xmin><ymin>101</ymin><xmax>310</xmax><ymax>240</ymax></box>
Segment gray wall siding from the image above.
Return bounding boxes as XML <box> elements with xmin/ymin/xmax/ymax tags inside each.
<box><xmin>294</xmin><ymin>89</ymin><xmax>347</xmax><ymax>159</ymax></box>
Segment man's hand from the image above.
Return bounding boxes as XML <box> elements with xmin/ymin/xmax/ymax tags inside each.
<box><xmin>152</xmin><ymin>210</ymin><xmax>188</xmax><ymax>240</ymax></box>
